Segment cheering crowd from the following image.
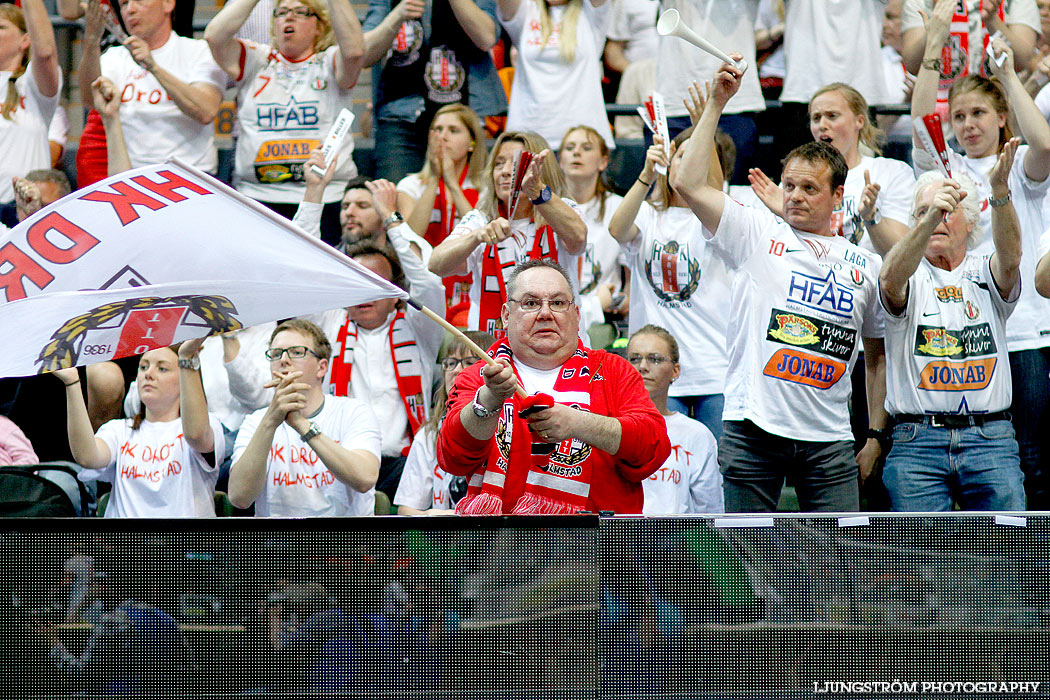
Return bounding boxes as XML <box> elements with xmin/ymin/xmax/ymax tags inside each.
<box><xmin>3</xmin><ymin>0</ymin><xmax>1050</xmax><ymax>517</ymax></box>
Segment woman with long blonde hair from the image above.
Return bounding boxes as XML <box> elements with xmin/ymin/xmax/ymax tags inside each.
<box><xmin>397</xmin><ymin>104</ymin><xmax>488</xmax><ymax>326</ymax></box>
<box><xmin>498</xmin><ymin>0</ymin><xmax>613</xmax><ymax>153</ymax></box>
<box><xmin>0</xmin><ymin>0</ymin><xmax>60</xmax><ymax>228</ymax></box>
<box><xmin>428</xmin><ymin>130</ymin><xmax>587</xmax><ymax>334</ymax></box>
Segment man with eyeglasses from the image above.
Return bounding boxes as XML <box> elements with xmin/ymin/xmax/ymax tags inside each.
<box><xmin>79</xmin><ymin>0</ymin><xmax>226</xmax><ymax>175</ymax></box>
<box><xmin>436</xmin><ymin>259</ymin><xmax>670</xmax><ymax>515</ymax></box>
<box><xmin>229</xmin><ymin>318</ymin><xmax>382</xmax><ymax>516</ymax></box>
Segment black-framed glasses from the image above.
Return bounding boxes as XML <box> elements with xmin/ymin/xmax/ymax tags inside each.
<box><xmin>273</xmin><ymin>6</ymin><xmax>316</xmax><ymax>19</ymax></box>
<box><xmin>265</xmin><ymin>346</ymin><xmax>321</xmax><ymax>361</ymax></box>
<box><xmin>507</xmin><ymin>296</ymin><xmax>574</xmax><ymax>314</ymax></box>
<box><xmin>441</xmin><ymin>357</ymin><xmax>474</xmax><ymax>371</ymax></box>
<box><xmin>627</xmin><ymin>353</ymin><xmax>670</xmax><ymax>367</ymax></box>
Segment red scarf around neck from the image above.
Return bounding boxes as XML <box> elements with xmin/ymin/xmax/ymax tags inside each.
<box><xmin>457</xmin><ymin>338</ymin><xmax>600</xmax><ymax>515</ymax></box>
<box><xmin>428</xmin><ymin>164</ymin><xmax>479</xmax><ymax>325</ymax></box>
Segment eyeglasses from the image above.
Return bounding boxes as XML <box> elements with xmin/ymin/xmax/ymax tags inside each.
<box><xmin>507</xmin><ymin>296</ymin><xmax>574</xmax><ymax>314</ymax></box>
<box><xmin>627</xmin><ymin>354</ymin><xmax>670</xmax><ymax>367</ymax></box>
<box><xmin>441</xmin><ymin>357</ymin><xmax>474</xmax><ymax>371</ymax></box>
<box><xmin>265</xmin><ymin>346</ymin><xmax>321</xmax><ymax>361</ymax></box>
<box><xmin>273</xmin><ymin>6</ymin><xmax>316</xmax><ymax>19</ymax></box>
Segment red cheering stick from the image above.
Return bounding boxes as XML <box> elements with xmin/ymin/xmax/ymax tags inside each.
<box><xmin>914</xmin><ymin>113</ymin><xmax>952</xmax><ymax>179</ymax></box>
<box><xmin>636</xmin><ymin>97</ymin><xmax>656</xmax><ymax>133</ymax></box>
<box><xmin>507</xmin><ymin>149</ymin><xmax>534</xmax><ymax>222</ymax></box>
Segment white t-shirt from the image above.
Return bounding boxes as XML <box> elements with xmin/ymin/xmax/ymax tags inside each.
<box><xmin>834</xmin><ymin>155</ymin><xmax>916</xmax><ymax>253</ymax></box>
<box><xmin>882</xmin><ymin>256</ymin><xmax>1017</xmax><ymax>415</ymax></box>
<box><xmin>100</xmin><ymin>34</ymin><xmax>225</xmax><ymax>172</ymax></box>
<box><xmin>622</xmin><ymin>204</ymin><xmax>732</xmax><ymax>397</ymax></box>
<box><xmin>124</xmin><ymin>324</ymin><xmax>275</xmax><ymax>432</ymax></box>
<box><xmin>501</xmin><ymin>0</ymin><xmax>614</xmax><ymax>148</ymax></box>
<box><xmin>642</xmin><ymin>411</ymin><xmax>722</xmax><ymax>515</ymax></box>
<box><xmin>233</xmin><ymin>396</ymin><xmax>382</xmax><ymax>517</ymax></box>
<box><xmin>781</xmin><ymin>0</ymin><xmax>890</xmax><ymax>105</ymax></box>
<box><xmin>233</xmin><ymin>42</ymin><xmax>356</xmax><ymax>203</ymax></box>
<box><xmin>575</xmin><ymin>193</ymin><xmax>626</xmax><ymax>330</ymax></box>
<box><xmin>880</xmin><ymin>46</ymin><xmax>913</xmax><ymax>140</ymax></box>
<box><xmin>0</xmin><ymin>63</ymin><xmax>59</xmax><ymax>202</ymax></box>
<box><xmin>448</xmin><ymin>206</ymin><xmax>584</xmax><ymax>333</ymax></box>
<box><xmin>84</xmin><ymin>415</ymin><xmax>225</xmax><ymax>518</ymax></box>
<box><xmin>914</xmin><ymin>145</ymin><xmax>1050</xmax><ymax>351</ymax></box>
<box><xmin>607</xmin><ymin>0</ymin><xmax>659</xmax><ymax>64</ymax></box>
<box><xmin>393</xmin><ymin>426</ymin><xmax>461</xmax><ymax>511</ymax></box>
<box><xmin>902</xmin><ymin>0</ymin><xmax>1040</xmax><ymax>75</ymax></box>
<box><xmin>657</xmin><ymin>0</ymin><xmax>764</xmax><ymax>116</ymax></box>
<box><xmin>709</xmin><ymin>199</ymin><xmax>885</xmax><ymax>442</ymax></box>
<box><xmin>756</xmin><ymin>0</ymin><xmax>785</xmax><ymax>81</ymax></box>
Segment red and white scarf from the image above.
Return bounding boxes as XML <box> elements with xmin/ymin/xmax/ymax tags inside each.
<box><xmin>476</xmin><ymin>204</ymin><xmax>558</xmax><ymax>336</ymax></box>
<box><xmin>457</xmin><ymin>338</ymin><xmax>601</xmax><ymax>515</ymax></box>
<box><xmin>427</xmin><ymin>165</ymin><xmax>479</xmax><ymax>325</ymax></box>
<box><xmin>329</xmin><ymin>310</ymin><xmax>427</xmax><ymax>437</ymax></box>
<box><xmin>937</xmin><ymin>1</ymin><xmax>1005</xmax><ymax>117</ymax></box>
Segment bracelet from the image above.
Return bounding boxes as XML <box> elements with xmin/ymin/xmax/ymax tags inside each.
<box><xmin>921</xmin><ymin>56</ymin><xmax>943</xmax><ymax>72</ymax></box>
<box><xmin>63</xmin><ymin>379</ymin><xmax>80</xmax><ymax>388</ymax></box>
<box><xmin>989</xmin><ymin>192</ymin><xmax>1012</xmax><ymax>207</ymax></box>
<box><xmin>637</xmin><ymin>176</ymin><xmax>654</xmax><ymax>187</ymax></box>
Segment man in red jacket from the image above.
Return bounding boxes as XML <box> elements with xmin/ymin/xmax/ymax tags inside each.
<box><xmin>437</xmin><ymin>259</ymin><xmax>670</xmax><ymax>514</ymax></box>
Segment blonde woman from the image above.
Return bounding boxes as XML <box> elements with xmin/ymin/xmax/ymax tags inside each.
<box><xmin>205</xmin><ymin>0</ymin><xmax>365</xmax><ymax>245</ymax></box>
<box><xmin>428</xmin><ymin>130</ymin><xmax>587</xmax><ymax>334</ymax></box>
<box><xmin>0</xmin><ymin>0</ymin><xmax>59</xmax><ymax>228</ymax></box>
<box><xmin>397</xmin><ymin>104</ymin><xmax>488</xmax><ymax>326</ymax></box>
<box><xmin>749</xmin><ymin>82</ymin><xmax>915</xmax><ymax>256</ymax></box>
<box><xmin>498</xmin><ymin>0</ymin><xmax>613</xmax><ymax>152</ymax></box>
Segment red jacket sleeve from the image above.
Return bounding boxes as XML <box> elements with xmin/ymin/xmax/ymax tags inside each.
<box><xmin>435</xmin><ymin>362</ymin><xmax>491</xmax><ymax>477</ymax></box>
<box><xmin>604</xmin><ymin>353</ymin><xmax>670</xmax><ymax>482</ymax></box>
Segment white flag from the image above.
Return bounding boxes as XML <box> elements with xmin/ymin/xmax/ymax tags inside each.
<box><xmin>0</xmin><ymin>161</ymin><xmax>407</xmax><ymax>377</ymax></box>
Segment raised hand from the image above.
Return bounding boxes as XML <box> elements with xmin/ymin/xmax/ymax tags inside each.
<box><xmin>90</xmin><ymin>76</ymin><xmax>120</xmax><ymax>120</ymax></box>
<box><xmin>748</xmin><ymin>167</ymin><xmax>784</xmax><ymax>217</ymax></box>
<box><xmin>989</xmin><ymin>136</ymin><xmax>1020</xmax><ymax>193</ymax></box>
<box><xmin>858</xmin><ymin>170</ymin><xmax>881</xmax><ymax>221</ymax></box>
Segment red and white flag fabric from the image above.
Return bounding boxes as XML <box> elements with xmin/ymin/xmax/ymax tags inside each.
<box><xmin>0</xmin><ymin>160</ymin><xmax>406</xmax><ymax>377</ymax></box>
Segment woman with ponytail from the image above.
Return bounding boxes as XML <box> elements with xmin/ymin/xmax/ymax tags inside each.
<box><xmin>0</xmin><ymin>0</ymin><xmax>60</xmax><ymax>229</ymax></box>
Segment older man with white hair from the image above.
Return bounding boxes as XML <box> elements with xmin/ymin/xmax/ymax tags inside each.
<box><xmin>879</xmin><ymin>140</ymin><xmax>1026</xmax><ymax>511</ymax></box>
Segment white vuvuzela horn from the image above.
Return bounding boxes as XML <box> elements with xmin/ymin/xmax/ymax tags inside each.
<box><xmin>657</xmin><ymin>9</ymin><xmax>747</xmax><ymax>71</ymax></box>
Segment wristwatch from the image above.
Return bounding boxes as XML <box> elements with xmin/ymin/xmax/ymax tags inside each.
<box><xmin>177</xmin><ymin>356</ymin><xmax>200</xmax><ymax>371</ymax></box>
<box><xmin>921</xmin><ymin>57</ymin><xmax>943</xmax><ymax>72</ymax></box>
<box><xmin>864</xmin><ymin>209</ymin><xmax>882</xmax><ymax>228</ymax></box>
<box><xmin>471</xmin><ymin>388</ymin><xmax>500</xmax><ymax>418</ymax></box>
<box><xmin>988</xmin><ymin>192</ymin><xmax>1012</xmax><ymax>208</ymax></box>
<box><xmin>383</xmin><ymin>211</ymin><xmax>404</xmax><ymax>229</ymax></box>
<box><xmin>299</xmin><ymin>422</ymin><xmax>322</xmax><ymax>443</ymax></box>
<box><xmin>868</xmin><ymin>427</ymin><xmax>893</xmax><ymax>452</ymax></box>
<box><xmin>530</xmin><ymin>185</ymin><xmax>552</xmax><ymax>206</ymax></box>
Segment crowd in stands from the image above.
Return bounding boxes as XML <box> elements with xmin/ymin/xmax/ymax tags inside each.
<box><xmin>5</xmin><ymin>0</ymin><xmax>1050</xmax><ymax>516</ymax></box>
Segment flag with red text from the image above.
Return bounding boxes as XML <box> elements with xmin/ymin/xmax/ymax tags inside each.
<box><xmin>0</xmin><ymin>160</ymin><xmax>407</xmax><ymax>377</ymax></box>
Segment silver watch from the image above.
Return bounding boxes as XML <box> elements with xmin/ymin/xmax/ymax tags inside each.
<box><xmin>471</xmin><ymin>388</ymin><xmax>500</xmax><ymax>418</ymax></box>
<box><xmin>299</xmin><ymin>422</ymin><xmax>322</xmax><ymax>443</ymax></box>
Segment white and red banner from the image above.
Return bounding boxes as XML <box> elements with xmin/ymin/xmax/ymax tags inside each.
<box><xmin>0</xmin><ymin>160</ymin><xmax>407</xmax><ymax>377</ymax></box>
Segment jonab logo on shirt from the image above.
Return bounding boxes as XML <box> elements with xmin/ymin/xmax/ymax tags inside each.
<box><xmin>762</xmin><ymin>348</ymin><xmax>846</xmax><ymax>390</ymax></box>
<box><xmin>786</xmin><ymin>269</ymin><xmax>855</xmax><ymax>319</ymax></box>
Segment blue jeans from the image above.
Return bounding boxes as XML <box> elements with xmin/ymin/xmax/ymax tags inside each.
<box><xmin>1009</xmin><ymin>348</ymin><xmax>1050</xmax><ymax>508</ymax></box>
<box><xmin>667</xmin><ymin>393</ymin><xmax>724</xmax><ymax>441</ymax></box>
<box><xmin>882</xmin><ymin>420</ymin><xmax>1025</xmax><ymax>512</ymax></box>
<box><xmin>719</xmin><ymin>420</ymin><xmax>859</xmax><ymax>513</ymax></box>
<box><xmin>373</xmin><ymin>117</ymin><xmax>430</xmax><ymax>184</ymax></box>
